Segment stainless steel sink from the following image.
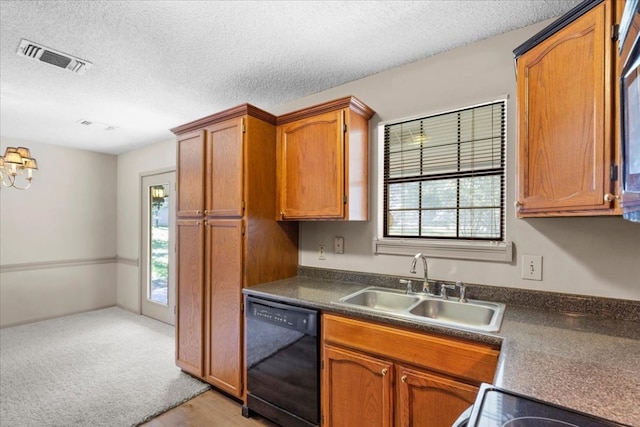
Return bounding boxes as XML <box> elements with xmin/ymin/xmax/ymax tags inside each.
<box><xmin>333</xmin><ymin>286</ymin><xmax>505</xmax><ymax>332</ymax></box>
<box><xmin>339</xmin><ymin>287</ymin><xmax>420</xmax><ymax>311</ymax></box>
<box><xmin>408</xmin><ymin>298</ymin><xmax>498</xmax><ymax>328</ymax></box>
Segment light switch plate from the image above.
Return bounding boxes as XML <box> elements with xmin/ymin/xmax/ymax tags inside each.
<box><xmin>522</xmin><ymin>255</ymin><xmax>542</xmax><ymax>281</ymax></box>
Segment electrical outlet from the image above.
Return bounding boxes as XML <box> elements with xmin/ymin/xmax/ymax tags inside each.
<box><xmin>522</xmin><ymin>255</ymin><xmax>543</xmax><ymax>281</ymax></box>
<box><xmin>334</xmin><ymin>236</ymin><xmax>344</xmax><ymax>254</ymax></box>
<box><xmin>318</xmin><ymin>245</ymin><xmax>326</xmax><ymax>260</ymax></box>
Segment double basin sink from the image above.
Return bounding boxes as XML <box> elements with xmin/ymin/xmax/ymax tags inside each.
<box><xmin>332</xmin><ymin>286</ymin><xmax>505</xmax><ymax>332</ymax></box>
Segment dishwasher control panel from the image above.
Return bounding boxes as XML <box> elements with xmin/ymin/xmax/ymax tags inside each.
<box><xmin>246</xmin><ymin>296</ymin><xmax>318</xmax><ymax>336</ymax></box>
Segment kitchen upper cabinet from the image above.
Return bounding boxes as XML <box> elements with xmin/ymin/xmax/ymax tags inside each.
<box><xmin>276</xmin><ymin>96</ymin><xmax>375</xmax><ymax>221</ymax></box>
<box><xmin>322</xmin><ymin>314</ymin><xmax>499</xmax><ymax>427</ymax></box>
<box><xmin>176</xmin><ymin>130</ymin><xmax>205</xmax><ymax>218</ymax></box>
<box><xmin>206</xmin><ymin>120</ymin><xmax>244</xmax><ymax>217</ymax></box>
<box><xmin>171</xmin><ymin>105</ymin><xmax>298</xmax><ymax>400</ymax></box>
<box><xmin>514</xmin><ymin>0</ymin><xmax>621</xmax><ymax>217</ymax></box>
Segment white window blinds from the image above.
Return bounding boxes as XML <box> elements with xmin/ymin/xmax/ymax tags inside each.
<box><xmin>383</xmin><ymin>101</ymin><xmax>506</xmax><ymax>240</ymax></box>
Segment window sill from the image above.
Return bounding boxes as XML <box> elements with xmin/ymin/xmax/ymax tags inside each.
<box><xmin>373</xmin><ymin>238</ymin><xmax>513</xmax><ymax>262</ymax></box>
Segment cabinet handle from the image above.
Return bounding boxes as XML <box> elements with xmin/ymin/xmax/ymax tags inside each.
<box><xmin>514</xmin><ymin>201</ymin><xmax>523</xmax><ymax>208</ymax></box>
<box><xmin>280</xmin><ymin>211</ymin><xmax>285</xmax><ymax>220</ymax></box>
<box><xmin>401</xmin><ymin>375</ymin><xmax>407</xmax><ymax>383</ymax></box>
<box><xmin>204</xmin><ymin>210</ymin><xmax>208</xmax><ymax>215</ymax></box>
<box><xmin>604</xmin><ymin>193</ymin><xmax>619</xmax><ymax>202</ymax></box>
<box><xmin>381</xmin><ymin>368</ymin><xmax>388</xmax><ymax>376</ymax></box>
<box><xmin>196</xmin><ymin>210</ymin><xmax>202</xmax><ymax>215</ymax></box>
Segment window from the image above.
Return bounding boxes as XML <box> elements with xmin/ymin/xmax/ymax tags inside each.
<box><xmin>383</xmin><ymin>101</ymin><xmax>506</xmax><ymax>241</ymax></box>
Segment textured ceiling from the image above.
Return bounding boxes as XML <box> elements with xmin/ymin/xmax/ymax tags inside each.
<box><xmin>0</xmin><ymin>0</ymin><xmax>581</xmax><ymax>155</ymax></box>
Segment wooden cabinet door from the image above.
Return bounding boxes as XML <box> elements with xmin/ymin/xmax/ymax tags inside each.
<box><xmin>176</xmin><ymin>130</ymin><xmax>206</xmax><ymax>218</ymax></box>
<box><xmin>206</xmin><ymin>118</ymin><xmax>244</xmax><ymax>217</ymax></box>
<box><xmin>397</xmin><ymin>365</ymin><xmax>477</xmax><ymax>427</ymax></box>
<box><xmin>277</xmin><ymin>109</ymin><xmax>345</xmax><ymax>220</ymax></box>
<box><xmin>175</xmin><ymin>219</ymin><xmax>205</xmax><ymax>377</ymax></box>
<box><xmin>322</xmin><ymin>344</ymin><xmax>393</xmax><ymax>427</ymax></box>
<box><xmin>516</xmin><ymin>2</ymin><xmax>613</xmax><ymax>216</ymax></box>
<box><xmin>204</xmin><ymin>219</ymin><xmax>243</xmax><ymax>397</ymax></box>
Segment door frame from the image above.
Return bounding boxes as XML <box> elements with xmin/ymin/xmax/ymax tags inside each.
<box><xmin>139</xmin><ymin>168</ymin><xmax>176</xmax><ymax>325</ymax></box>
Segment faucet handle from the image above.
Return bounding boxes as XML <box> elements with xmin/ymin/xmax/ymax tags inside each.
<box><xmin>455</xmin><ymin>281</ymin><xmax>467</xmax><ymax>303</ymax></box>
<box><xmin>439</xmin><ymin>283</ymin><xmax>456</xmax><ymax>300</ymax></box>
<box><xmin>399</xmin><ymin>279</ymin><xmax>413</xmax><ymax>294</ymax></box>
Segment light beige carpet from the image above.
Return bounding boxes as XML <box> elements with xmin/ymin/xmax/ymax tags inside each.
<box><xmin>0</xmin><ymin>307</ymin><xmax>210</xmax><ymax>426</ymax></box>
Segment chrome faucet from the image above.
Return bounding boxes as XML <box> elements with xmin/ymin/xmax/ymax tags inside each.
<box><xmin>410</xmin><ymin>253</ymin><xmax>432</xmax><ymax>295</ymax></box>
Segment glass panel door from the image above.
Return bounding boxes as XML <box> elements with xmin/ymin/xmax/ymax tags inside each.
<box><xmin>141</xmin><ymin>171</ymin><xmax>175</xmax><ymax>325</ymax></box>
<box><xmin>149</xmin><ymin>184</ymin><xmax>169</xmax><ymax>305</ymax></box>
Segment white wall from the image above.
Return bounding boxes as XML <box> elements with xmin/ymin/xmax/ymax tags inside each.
<box><xmin>268</xmin><ymin>21</ymin><xmax>640</xmax><ymax>301</ymax></box>
<box><xmin>0</xmin><ymin>139</ymin><xmax>117</xmax><ymax>327</ymax></box>
<box><xmin>116</xmin><ymin>139</ymin><xmax>176</xmax><ymax>313</ymax></box>
<box><xmin>3</xmin><ymin>19</ymin><xmax>638</xmax><ymax>329</ymax></box>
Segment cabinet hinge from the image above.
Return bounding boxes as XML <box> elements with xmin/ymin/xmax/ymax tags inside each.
<box><xmin>612</xmin><ymin>24</ymin><xmax>619</xmax><ymax>41</ymax></box>
<box><xmin>241</xmin><ymin>200</ymin><xmax>246</xmax><ymax>210</ymax></box>
<box><xmin>342</xmin><ymin>110</ymin><xmax>347</xmax><ymax>133</ymax></box>
<box><xmin>610</xmin><ymin>164</ymin><xmax>618</xmax><ymax>182</ymax></box>
<box><xmin>241</xmin><ymin>118</ymin><xmax>246</xmax><ymax>133</ymax></box>
<box><xmin>241</xmin><ymin>226</ymin><xmax>246</xmax><ymax>235</ymax></box>
<box><xmin>343</xmin><ymin>195</ymin><xmax>347</xmax><ymax>204</ymax></box>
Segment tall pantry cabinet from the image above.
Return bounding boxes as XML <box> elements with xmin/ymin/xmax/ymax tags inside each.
<box><xmin>170</xmin><ymin>104</ymin><xmax>299</xmax><ymax>398</ymax></box>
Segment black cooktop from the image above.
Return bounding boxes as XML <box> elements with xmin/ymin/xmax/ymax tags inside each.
<box><xmin>467</xmin><ymin>384</ymin><xmax>629</xmax><ymax>427</ymax></box>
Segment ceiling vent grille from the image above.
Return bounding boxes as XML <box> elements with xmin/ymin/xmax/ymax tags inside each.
<box><xmin>16</xmin><ymin>39</ymin><xmax>92</xmax><ymax>75</ymax></box>
<box><xmin>76</xmin><ymin>119</ymin><xmax>118</xmax><ymax>131</ymax></box>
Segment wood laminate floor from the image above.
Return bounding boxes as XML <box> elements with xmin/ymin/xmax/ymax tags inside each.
<box><xmin>141</xmin><ymin>390</ymin><xmax>278</xmax><ymax>427</ymax></box>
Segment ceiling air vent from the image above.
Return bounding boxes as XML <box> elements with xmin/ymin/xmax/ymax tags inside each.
<box><xmin>76</xmin><ymin>119</ymin><xmax>119</xmax><ymax>131</ymax></box>
<box><xmin>16</xmin><ymin>39</ymin><xmax>92</xmax><ymax>75</ymax></box>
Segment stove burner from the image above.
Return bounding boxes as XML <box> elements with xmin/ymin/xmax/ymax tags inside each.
<box><xmin>466</xmin><ymin>385</ymin><xmax>627</xmax><ymax>427</ymax></box>
<box><xmin>503</xmin><ymin>417</ymin><xmax>582</xmax><ymax>427</ymax></box>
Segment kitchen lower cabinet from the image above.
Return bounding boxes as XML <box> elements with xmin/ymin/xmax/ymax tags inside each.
<box><xmin>175</xmin><ymin>219</ymin><xmax>205</xmax><ymax>377</ymax></box>
<box><xmin>323</xmin><ymin>344</ymin><xmax>394</xmax><ymax>427</ymax></box>
<box><xmin>171</xmin><ymin>104</ymin><xmax>299</xmax><ymax>401</ymax></box>
<box><xmin>204</xmin><ymin>219</ymin><xmax>243</xmax><ymax>396</ymax></box>
<box><xmin>397</xmin><ymin>365</ymin><xmax>478</xmax><ymax>427</ymax></box>
<box><xmin>322</xmin><ymin>314</ymin><xmax>499</xmax><ymax>427</ymax></box>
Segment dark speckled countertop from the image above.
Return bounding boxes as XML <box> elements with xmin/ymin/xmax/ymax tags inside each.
<box><xmin>243</xmin><ymin>270</ymin><xmax>640</xmax><ymax>426</ymax></box>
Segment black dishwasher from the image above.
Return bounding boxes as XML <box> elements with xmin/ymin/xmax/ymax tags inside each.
<box><xmin>243</xmin><ymin>296</ymin><xmax>320</xmax><ymax>427</ymax></box>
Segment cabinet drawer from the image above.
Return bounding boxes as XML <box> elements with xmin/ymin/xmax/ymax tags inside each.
<box><xmin>322</xmin><ymin>314</ymin><xmax>499</xmax><ymax>384</ymax></box>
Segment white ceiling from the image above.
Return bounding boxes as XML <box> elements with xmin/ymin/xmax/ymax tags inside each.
<box><xmin>0</xmin><ymin>0</ymin><xmax>581</xmax><ymax>155</ymax></box>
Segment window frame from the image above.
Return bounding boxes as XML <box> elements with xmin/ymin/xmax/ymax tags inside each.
<box><xmin>375</xmin><ymin>98</ymin><xmax>513</xmax><ymax>262</ymax></box>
